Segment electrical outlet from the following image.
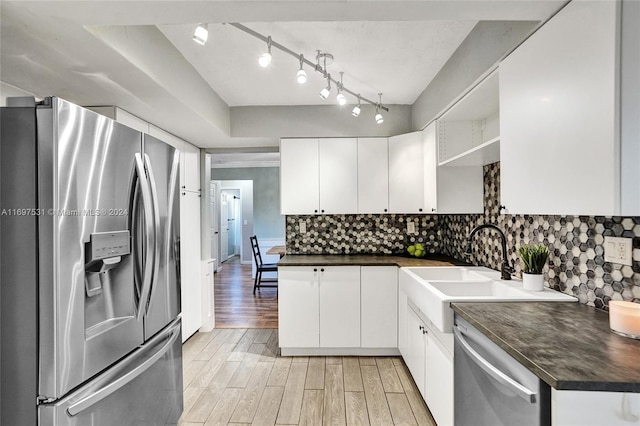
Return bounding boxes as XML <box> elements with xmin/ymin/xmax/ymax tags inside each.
<box><xmin>407</xmin><ymin>221</ymin><xmax>416</xmax><ymax>234</ymax></box>
<box><xmin>604</xmin><ymin>236</ymin><xmax>633</xmax><ymax>266</ymax></box>
<box><xmin>299</xmin><ymin>220</ymin><xmax>306</xmax><ymax>234</ymax></box>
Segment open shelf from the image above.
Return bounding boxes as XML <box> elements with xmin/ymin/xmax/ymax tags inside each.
<box><xmin>438</xmin><ymin>136</ymin><xmax>500</xmax><ymax>167</ymax></box>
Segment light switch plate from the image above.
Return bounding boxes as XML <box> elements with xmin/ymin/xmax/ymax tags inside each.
<box><xmin>407</xmin><ymin>221</ymin><xmax>416</xmax><ymax>234</ymax></box>
<box><xmin>299</xmin><ymin>220</ymin><xmax>306</xmax><ymax>234</ymax></box>
<box><xmin>604</xmin><ymin>236</ymin><xmax>633</xmax><ymax>266</ymax></box>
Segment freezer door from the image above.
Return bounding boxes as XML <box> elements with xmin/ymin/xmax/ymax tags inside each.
<box><xmin>142</xmin><ymin>134</ymin><xmax>181</xmax><ymax>339</ymax></box>
<box><xmin>39</xmin><ymin>318</ymin><xmax>183</xmax><ymax>426</ymax></box>
<box><xmin>39</xmin><ymin>98</ymin><xmax>145</xmax><ymax>399</ymax></box>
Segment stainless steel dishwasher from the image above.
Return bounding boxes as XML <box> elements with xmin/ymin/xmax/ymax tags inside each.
<box><xmin>454</xmin><ymin>314</ymin><xmax>551</xmax><ymax>426</ymax></box>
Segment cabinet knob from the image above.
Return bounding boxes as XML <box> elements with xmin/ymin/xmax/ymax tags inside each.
<box><xmin>182</xmin><ymin>185</ymin><xmax>186</xmax><ymax>189</ymax></box>
<box><xmin>431</xmin><ymin>208</ymin><xmax>436</xmax><ymax>212</ymax></box>
<box><xmin>314</xmin><ymin>209</ymin><xmax>318</xmax><ymax>214</ymax></box>
<box><xmin>418</xmin><ymin>208</ymin><xmax>423</xmax><ymax>212</ymax></box>
<box><xmin>422</xmin><ymin>329</ymin><xmax>428</xmax><ymax>335</ymax></box>
<box><xmin>419</xmin><ymin>325</ymin><xmax>424</xmax><ymax>331</ymax></box>
<box><xmin>313</xmin><ymin>268</ymin><xmax>318</xmax><ymax>272</ymax></box>
<box><xmin>384</xmin><ymin>209</ymin><xmax>388</xmax><ymax>213</ymax></box>
<box><xmin>321</xmin><ymin>210</ymin><xmax>325</xmax><ymax>213</ymax></box>
<box><xmin>499</xmin><ymin>205</ymin><xmax>506</xmax><ymax>212</ymax></box>
<box><xmin>182</xmin><ymin>192</ymin><xmax>186</xmax><ymax>196</ymax></box>
<box><xmin>320</xmin><ymin>268</ymin><xmax>325</xmax><ymax>272</ymax></box>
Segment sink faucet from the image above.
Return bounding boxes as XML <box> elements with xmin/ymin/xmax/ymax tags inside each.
<box><xmin>465</xmin><ymin>223</ymin><xmax>515</xmax><ymax>280</ymax></box>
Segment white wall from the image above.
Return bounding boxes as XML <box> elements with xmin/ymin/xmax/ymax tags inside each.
<box><xmin>231</xmin><ymin>104</ymin><xmax>412</xmax><ymax>138</ymax></box>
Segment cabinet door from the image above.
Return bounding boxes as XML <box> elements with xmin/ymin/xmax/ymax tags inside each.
<box><xmin>319</xmin><ymin>138</ymin><xmax>358</xmax><ymax>214</ymax></box>
<box><xmin>278</xmin><ymin>267</ymin><xmax>320</xmax><ymax>348</ymax></box>
<box><xmin>319</xmin><ymin>266</ymin><xmax>361</xmax><ymax>348</ymax></box>
<box><xmin>180</xmin><ymin>191</ymin><xmax>202</xmax><ymax>342</ymax></box>
<box><xmin>182</xmin><ymin>142</ymin><xmax>200</xmax><ymax>193</ymax></box>
<box><xmin>552</xmin><ymin>389</ymin><xmax>640</xmax><ymax>426</ymax></box>
<box><xmin>361</xmin><ymin>266</ymin><xmax>397</xmax><ymax>348</ymax></box>
<box><xmin>499</xmin><ymin>0</ymin><xmax>618</xmax><ymax>215</ymax></box>
<box><xmin>280</xmin><ymin>139</ymin><xmax>320</xmax><ymax>214</ymax></box>
<box><xmin>423</xmin><ymin>124</ymin><xmax>438</xmax><ymax>213</ymax></box>
<box><xmin>406</xmin><ymin>307</ymin><xmax>427</xmax><ymax>398</ymax></box>
<box><xmin>388</xmin><ymin>132</ymin><xmax>425</xmax><ymax>213</ymax></box>
<box><xmin>357</xmin><ymin>138</ymin><xmax>389</xmax><ymax>213</ymax></box>
<box><xmin>425</xmin><ymin>332</ymin><xmax>454</xmax><ymax>426</ymax></box>
<box><xmin>398</xmin><ymin>287</ymin><xmax>408</xmax><ymax>359</ymax></box>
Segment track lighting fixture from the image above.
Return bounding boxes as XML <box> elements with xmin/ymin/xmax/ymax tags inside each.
<box><xmin>258</xmin><ymin>36</ymin><xmax>272</xmax><ymax>68</ymax></box>
<box><xmin>192</xmin><ymin>24</ymin><xmax>208</xmax><ymax>45</ymax></box>
<box><xmin>224</xmin><ymin>22</ymin><xmax>390</xmax><ymax>123</ymax></box>
<box><xmin>336</xmin><ymin>72</ymin><xmax>347</xmax><ymax>106</ymax></box>
<box><xmin>375</xmin><ymin>94</ymin><xmax>384</xmax><ymax>124</ymax></box>
<box><xmin>352</xmin><ymin>95</ymin><xmax>362</xmax><ymax>117</ymax></box>
<box><xmin>319</xmin><ymin>73</ymin><xmax>331</xmax><ymax>100</ymax></box>
<box><xmin>296</xmin><ymin>54</ymin><xmax>307</xmax><ymax>84</ymax></box>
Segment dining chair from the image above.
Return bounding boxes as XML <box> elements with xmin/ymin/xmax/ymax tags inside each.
<box><xmin>250</xmin><ymin>235</ymin><xmax>278</xmax><ymax>295</ymax></box>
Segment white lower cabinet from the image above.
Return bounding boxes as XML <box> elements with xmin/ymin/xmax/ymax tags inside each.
<box><xmin>279</xmin><ymin>265</ymin><xmax>400</xmax><ymax>355</ymax></box>
<box><xmin>361</xmin><ymin>266</ymin><xmax>398</xmax><ymax>348</ymax></box>
<box><xmin>400</xmin><ymin>296</ymin><xmax>454</xmax><ymax>426</ymax></box>
<box><xmin>279</xmin><ymin>266</ymin><xmax>360</xmax><ymax>350</ymax></box>
<box><xmin>552</xmin><ymin>389</ymin><xmax>640</xmax><ymax>426</ymax></box>
<box><xmin>406</xmin><ymin>306</ymin><xmax>427</xmax><ymax>397</ymax></box>
<box><xmin>318</xmin><ymin>266</ymin><xmax>361</xmax><ymax>348</ymax></box>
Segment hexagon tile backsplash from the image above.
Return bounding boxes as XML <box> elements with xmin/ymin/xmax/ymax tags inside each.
<box><xmin>285</xmin><ymin>162</ymin><xmax>640</xmax><ymax>310</ymax></box>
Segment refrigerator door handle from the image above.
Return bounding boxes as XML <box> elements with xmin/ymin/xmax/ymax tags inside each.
<box><xmin>142</xmin><ymin>154</ymin><xmax>161</xmax><ymax>316</ymax></box>
<box><xmin>453</xmin><ymin>325</ymin><xmax>537</xmax><ymax>403</ymax></box>
<box><xmin>133</xmin><ymin>153</ymin><xmax>156</xmax><ymax>321</ymax></box>
<box><xmin>66</xmin><ymin>319</ymin><xmax>181</xmax><ymax>417</ymax></box>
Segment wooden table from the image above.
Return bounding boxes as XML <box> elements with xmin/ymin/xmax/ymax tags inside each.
<box><xmin>266</xmin><ymin>245</ymin><xmax>286</xmax><ymax>258</ymax></box>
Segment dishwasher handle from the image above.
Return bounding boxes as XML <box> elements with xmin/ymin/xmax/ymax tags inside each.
<box><xmin>454</xmin><ymin>325</ymin><xmax>537</xmax><ymax>404</ymax></box>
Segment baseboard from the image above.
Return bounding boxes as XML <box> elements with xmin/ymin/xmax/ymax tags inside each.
<box><xmin>280</xmin><ymin>347</ymin><xmax>401</xmax><ymax>356</ymax></box>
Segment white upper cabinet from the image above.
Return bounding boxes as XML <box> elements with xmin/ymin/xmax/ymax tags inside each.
<box><xmin>423</xmin><ymin>123</ymin><xmax>483</xmax><ymax>214</ymax></box>
<box><xmin>181</xmin><ymin>142</ymin><xmax>201</xmax><ymax>193</ymax></box>
<box><xmin>357</xmin><ymin>138</ymin><xmax>389</xmax><ymax>214</ymax></box>
<box><xmin>280</xmin><ymin>138</ymin><xmax>320</xmax><ymax>214</ymax></box>
<box><xmin>388</xmin><ymin>131</ymin><xmax>426</xmax><ymax>214</ymax></box>
<box><xmin>436</xmin><ymin>70</ymin><xmax>500</xmax><ymax>168</ymax></box>
<box><xmin>280</xmin><ymin>138</ymin><xmax>358</xmax><ymax>215</ymax></box>
<box><xmin>500</xmin><ymin>0</ymin><xmax>638</xmax><ymax>215</ymax></box>
<box><xmin>319</xmin><ymin>138</ymin><xmax>358</xmax><ymax>214</ymax></box>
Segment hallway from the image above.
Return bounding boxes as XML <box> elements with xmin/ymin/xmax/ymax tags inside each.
<box><xmin>214</xmin><ymin>256</ymin><xmax>278</xmax><ymax>329</ymax></box>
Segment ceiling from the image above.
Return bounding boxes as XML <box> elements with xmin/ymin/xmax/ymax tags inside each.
<box><xmin>0</xmin><ymin>1</ymin><xmax>566</xmax><ymax>149</ymax></box>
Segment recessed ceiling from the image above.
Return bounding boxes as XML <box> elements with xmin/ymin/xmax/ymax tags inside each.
<box><xmin>0</xmin><ymin>1</ymin><xmax>567</xmax><ymax>149</ymax></box>
<box><xmin>159</xmin><ymin>20</ymin><xmax>477</xmax><ymax>106</ymax></box>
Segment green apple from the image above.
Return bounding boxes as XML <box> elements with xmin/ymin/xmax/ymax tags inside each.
<box><xmin>407</xmin><ymin>245</ymin><xmax>416</xmax><ymax>254</ymax></box>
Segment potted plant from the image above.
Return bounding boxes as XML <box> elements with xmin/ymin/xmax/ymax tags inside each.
<box><xmin>518</xmin><ymin>244</ymin><xmax>550</xmax><ymax>291</ymax></box>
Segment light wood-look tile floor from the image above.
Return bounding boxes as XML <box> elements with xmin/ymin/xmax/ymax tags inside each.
<box><xmin>180</xmin><ymin>328</ymin><xmax>437</xmax><ymax>426</ymax></box>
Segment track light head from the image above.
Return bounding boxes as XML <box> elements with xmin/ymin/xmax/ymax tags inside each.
<box><xmin>296</xmin><ymin>54</ymin><xmax>307</xmax><ymax>84</ymax></box>
<box><xmin>352</xmin><ymin>95</ymin><xmax>362</xmax><ymax>117</ymax></box>
<box><xmin>319</xmin><ymin>86</ymin><xmax>330</xmax><ymax>100</ymax></box>
<box><xmin>337</xmin><ymin>92</ymin><xmax>347</xmax><ymax>106</ymax></box>
<box><xmin>319</xmin><ymin>73</ymin><xmax>331</xmax><ymax>100</ymax></box>
<box><xmin>259</xmin><ymin>36</ymin><xmax>272</xmax><ymax>67</ymax></box>
<box><xmin>375</xmin><ymin>93</ymin><xmax>384</xmax><ymax>124</ymax></box>
<box><xmin>192</xmin><ymin>24</ymin><xmax>208</xmax><ymax>45</ymax></box>
<box><xmin>297</xmin><ymin>69</ymin><xmax>308</xmax><ymax>85</ymax></box>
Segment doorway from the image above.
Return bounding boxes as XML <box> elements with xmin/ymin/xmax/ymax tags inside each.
<box><xmin>220</xmin><ymin>189</ymin><xmax>241</xmax><ymax>262</ymax></box>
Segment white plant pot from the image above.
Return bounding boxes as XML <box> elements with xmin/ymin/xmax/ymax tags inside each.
<box><xmin>522</xmin><ymin>273</ymin><xmax>545</xmax><ymax>291</ymax></box>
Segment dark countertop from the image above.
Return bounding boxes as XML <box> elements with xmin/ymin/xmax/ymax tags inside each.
<box><xmin>452</xmin><ymin>302</ymin><xmax>640</xmax><ymax>392</ymax></box>
<box><xmin>277</xmin><ymin>253</ymin><xmax>470</xmax><ymax>268</ymax></box>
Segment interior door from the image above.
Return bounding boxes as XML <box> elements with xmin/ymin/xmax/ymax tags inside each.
<box><xmin>142</xmin><ymin>134</ymin><xmax>181</xmax><ymax>340</ymax></box>
<box><xmin>220</xmin><ymin>192</ymin><xmax>229</xmax><ymax>261</ymax></box>
<box><xmin>210</xmin><ymin>181</ymin><xmax>219</xmax><ymax>271</ymax></box>
<box><xmin>42</xmin><ymin>98</ymin><xmax>144</xmax><ymax>400</ymax></box>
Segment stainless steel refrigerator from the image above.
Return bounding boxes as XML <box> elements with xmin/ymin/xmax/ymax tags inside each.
<box><xmin>1</xmin><ymin>97</ymin><xmax>183</xmax><ymax>425</ymax></box>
